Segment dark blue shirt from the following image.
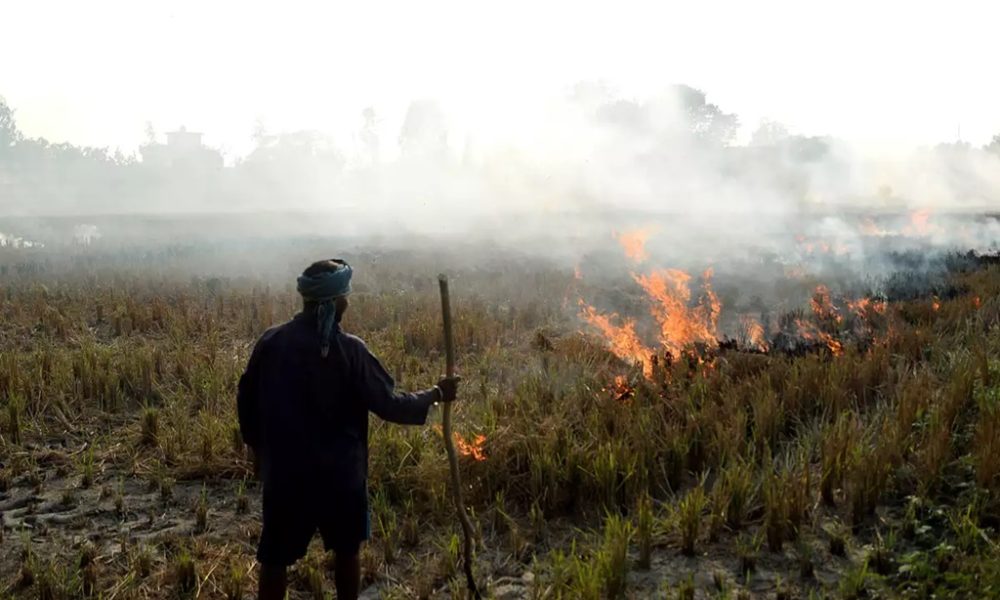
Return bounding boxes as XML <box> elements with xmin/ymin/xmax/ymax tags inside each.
<box><xmin>237</xmin><ymin>313</ymin><xmax>438</xmax><ymax>496</ymax></box>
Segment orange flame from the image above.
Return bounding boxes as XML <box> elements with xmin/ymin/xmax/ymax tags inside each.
<box><xmin>434</xmin><ymin>425</ymin><xmax>487</xmax><ymax>461</ymax></box>
<box><xmin>846</xmin><ymin>297</ymin><xmax>887</xmax><ymax>320</ymax></box>
<box><xmin>795</xmin><ymin>318</ymin><xmax>844</xmax><ymax>356</ymax></box>
<box><xmin>739</xmin><ymin>314</ymin><xmax>769</xmax><ymax>351</ymax></box>
<box><xmin>633</xmin><ymin>268</ymin><xmax>720</xmax><ymax>357</ymax></box>
<box><xmin>580</xmin><ymin>269</ymin><xmax>719</xmax><ymax>377</ymax></box>
<box><xmin>455</xmin><ymin>432</ymin><xmax>487</xmax><ymax>462</ymax></box>
<box><xmin>846</xmin><ymin>297</ymin><xmax>885</xmax><ymax>314</ymax></box>
<box><xmin>602</xmin><ymin>374</ymin><xmax>634</xmax><ymax>403</ymax></box>
<box><xmin>613</xmin><ymin>374</ymin><xmax>628</xmax><ymax>390</ymax></box>
<box><xmin>579</xmin><ymin>302</ymin><xmax>654</xmax><ymax>377</ymax></box>
<box><xmin>810</xmin><ymin>285</ymin><xmax>842</xmax><ymax>324</ymax></box>
<box><xmin>795</xmin><ymin>234</ymin><xmax>815</xmax><ymax>254</ymax></box>
<box><xmin>860</xmin><ymin>218</ymin><xmax>887</xmax><ymax>237</ymax></box>
<box><xmin>906</xmin><ymin>209</ymin><xmax>932</xmax><ymax>236</ymax></box>
<box><xmin>795</xmin><ymin>234</ymin><xmax>848</xmax><ymax>256</ymax></box>
<box><xmin>615</xmin><ymin>228</ymin><xmax>653</xmax><ymax>263</ymax></box>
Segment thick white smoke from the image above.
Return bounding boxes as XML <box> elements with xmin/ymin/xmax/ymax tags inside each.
<box><xmin>2</xmin><ymin>84</ymin><xmax>1000</xmax><ymax>267</ymax></box>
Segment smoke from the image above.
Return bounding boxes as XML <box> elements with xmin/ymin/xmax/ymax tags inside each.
<box><xmin>3</xmin><ymin>83</ymin><xmax>1000</xmax><ymax>275</ymax></box>
<box><xmin>316</xmin><ymin>84</ymin><xmax>1000</xmax><ymax>265</ymax></box>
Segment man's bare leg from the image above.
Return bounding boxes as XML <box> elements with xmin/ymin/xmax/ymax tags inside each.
<box><xmin>334</xmin><ymin>551</ymin><xmax>361</xmax><ymax>600</ymax></box>
<box><xmin>258</xmin><ymin>563</ymin><xmax>287</xmax><ymax>600</ymax></box>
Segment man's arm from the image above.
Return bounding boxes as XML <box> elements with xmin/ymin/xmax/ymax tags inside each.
<box><xmin>237</xmin><ymin>340</ymin><xmax>264</xmax><ymax>450</ymax></box>
<box><xmin>352</xmin><ymin>340</ymin><xmax>441</xmax><ymax>425</ymax></box>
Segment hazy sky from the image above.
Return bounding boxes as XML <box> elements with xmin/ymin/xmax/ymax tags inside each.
<box><xmin>2</xmin><ymin>0</ymin><xmax>997</xmax><ymax>158</ymax></box>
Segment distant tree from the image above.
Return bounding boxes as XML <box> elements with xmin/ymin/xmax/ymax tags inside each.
<box><xmin>586</xmin><ymin>84</ymin><xmax>739</xmax><ymax>147</ymax></box>
<box><xmin>750</xmin><ymin>119</ymin><xmax>790</xmax><ymax>146</ymax></box>
<box><xmin>785</xmin><ymin>135</ymin><xmax>832</xmax><ymax>162</ymax></box>
<box><xmin>399</xmin><ymin>100</ymin><xmax>448</xmax><ymax>160</ymax></box>
<box><xmin>934</xmin><ymin>140</ymin><xmax>972</xmax><ymax>155</ymax></box>
<box><xmin>671</xmin><ymin>85</ymin><xmax>739</xmax><ymax>146</ymax></box>
<box><xmin>251</xmin><ymin>118</ymin><xmax>268</xmax><ymax>146</ymax></box>
<box><xmin>359</xmin><ymin>107</ymin><xmax>380</xmax><ymax>165</ymax></box>
<box><xmin>568</xmin><ymin>80</ymin><xmax>618</xmax><ymax>112</ymax></box>
<box><xmin>985</xmin><ymin>134</ymin><xmax>1000</xmax><ymax>156</ymax></box>
<box><xmin>144</xmin><ymin>121</ymin><xmax>157</xmax><ymax>144</ymax></box>
<box><xmin>0</xmin><ymin>96</ymin><xmax>22</xmax><ymax>152</ymax></box>
<box><xmin>594</xmin><ymin>99</ymin><xmax>646</xmax><ymax>132</ymax></box>
<box><xmin>244</xmin><ymin>130</ymin><xmax>343</xmax><ymax>182</ymax></box>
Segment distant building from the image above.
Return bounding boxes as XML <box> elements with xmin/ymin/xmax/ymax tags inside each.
<box><xmin>141</xmin><ymin>126</ymin><xmax>223</xmax><ymax>170</ymax></box>
<box><xmin>165</xmin><ymin>127</ymin><xmax>204</xmax><ymax>151</ymax></box>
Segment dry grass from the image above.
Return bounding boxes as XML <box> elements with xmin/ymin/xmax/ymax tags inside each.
<box><xmin>1</xmin><ymin>248</ymin><xmax>1000</xmax><ymax>597</ymax></box>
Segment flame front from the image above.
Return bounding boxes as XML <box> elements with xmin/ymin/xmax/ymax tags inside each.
<box><xmin>579</xmin><ymin>230</ymin><xmax>898</xmax><ymax>372</ymax></box>
<box><xmin>633</xmin><ymin>268</ymin><xmax>720</xmax><ymax>357</ymax></box>
<box><xmin>740</xmin><ymin>315</ymin><xmax>769</xmax><ymax>351</ymax></box>
<box><xmin>579</xmin><ymin>302</ymin><xmax>654</xmax><ymax>377</ymax></box>
<box><xmin>811</xmin><ymin>285</ymin><xmax>842</xmax><ymax>324</ymax></box>
<box><xmin>580</xmin><ymin>269</ymin><xmax>720</xmax><ymax>377</ymax></box>
<box><xmin>906</xmin><ymin>209</ymin><xmax>932</xmax><ymax>236</ymax></box>
<box><xmin>846</xmin><ymin>297</ymin><xmax>887</xmax><ymax>318</ymax></box>
<box><xmin>615</xmin><ymin>228</ymin><xmax>652</xmax><ymax>263</ymax></box>
<box><xmin>795</xmin><ymin>318</ymin><xmax>844</xmax><ymax>355</ymax></box>
<box><xmin>859</xmin><ymin>217</ymin><xmax>888</xmax><ymax>237</ymax></box>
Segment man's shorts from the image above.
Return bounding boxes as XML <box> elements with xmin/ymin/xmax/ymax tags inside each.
<box><xmin>257</xmin><ymin>483</ymin><xmax>370</xmax><ymax>567</ymax></box>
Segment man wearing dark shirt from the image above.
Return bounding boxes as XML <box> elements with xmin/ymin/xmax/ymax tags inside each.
<box><xmin>237</xmin><ymin>259</ymin><xmax>460</xmax><ymax>600</ymax></box>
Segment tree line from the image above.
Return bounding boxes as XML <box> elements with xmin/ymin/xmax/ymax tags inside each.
<box><xmin>2</xmin><ymin>86</ymin><xmax>999</xmax><ymax>216</ymax></box>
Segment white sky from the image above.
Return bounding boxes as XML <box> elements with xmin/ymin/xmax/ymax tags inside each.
<box><xmin>2</xmin><ymin>0</ymin><xmax>998</xmax><ymax>158</ymax></box>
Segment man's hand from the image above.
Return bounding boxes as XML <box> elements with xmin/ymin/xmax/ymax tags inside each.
<box><xmin>436</xmin><ymin>375</ymin><xmax>462</xmax><ymax>402</ymax></box>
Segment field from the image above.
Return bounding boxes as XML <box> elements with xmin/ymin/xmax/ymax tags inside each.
<box><xmin>1</xmin><ymin>232</ymin><xmax>1000</xmax><ymax>599</ymax></box>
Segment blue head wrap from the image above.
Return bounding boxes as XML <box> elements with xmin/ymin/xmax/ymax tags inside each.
<box><xmin>297</xmin><ymin>259</ymin><xmax>353</xmax><ymax>357</ymax></box>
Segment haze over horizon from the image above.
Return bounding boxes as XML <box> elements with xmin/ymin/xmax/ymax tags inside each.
<box><xmin>3</xmin><ymin>0</ymin><xmax>999</xmax><ymax>158</ymax></box>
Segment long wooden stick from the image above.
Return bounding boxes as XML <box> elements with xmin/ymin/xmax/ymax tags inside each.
<box><xmin>438</xmin><ymin>274</ymin><xmax>481</xmax><ymax>600</ymax></box>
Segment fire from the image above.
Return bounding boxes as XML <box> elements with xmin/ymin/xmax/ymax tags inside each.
<box><xmin>795</xmin><ymin>319</ymin><xmax>844</xmax><ymax>356</ymax></box>
<box><xmin>860</xmin><ymin>218</ymin><xmax>888</xmax><ymax>237</ymax></box>
<box><xmin>810</xmin><ymin>285</ymin><xmax>842</xmax><ymax>324</ymax></box>
<box><xmin>844</xmin><ymin>296</ymin><xmax>887</xmax><ymax>345</ymax></box>
<box><xmin>574</xmin><ymin>265</ymin><xmax>583</xmax><ymax>280</ymax></box>
<box><xmin>846</xmin><ymin>297</ymin><xmax>887</xmax><ymax>317</ymax></box>
<box><xmin>579</xmin><ymin>302</ymin><xmax>654</xmax><ymax>377</ymax></box>
<box><xmin>794</xmin><ymin>235</ymin><xmax>850</xmax><ymax>257</ymax></box>
<box><xmin>434</xmin><ymin>425</ymin><xmax>487</xmax><ymax>462</ymax></box>
<box><xmin>580</xmin><ymin>269</ymin><xmax>719</xmax><ymax>377</ymax></box>
<box><xmin>739</xmin><ymin>315</ymin><xmax>769</xmax><ymax>351</ymax></box>
<box><xmin>581</xmin><ymin>233</ymin><xmax>891</xmax><ymax>369</ymax></box>
<box><xmin>603</xmin><ymin>374</ymin><xmax>634</xmax><ymax>403</ymax></box>
<box><xmin>974</xmin><ymin>296</ymin><xmax>981</xmax><ymax>309</ymax></box>
<box><xmin>615</xmin><ymin>228</ymin><xmax>653</xmax><ymax>263</ymax></box>
<box><xmin>932</xmin><ymin>297</ymin><xmax>941</xmax><ymax>312</ymax></box>
<box><xmin>906</xmin><ymin>209</ymin><xmax>932</xmax><ymax>236</ymax></box>
<box><xmin>633</xmin><ymin>268</ymin><xmax>720</xmax><ymax>357</ymax></box>
<box><xmin>454</xmin><ymin>432</ymin><xmax>487</xmax><ymax>462</ymax></box>
<box><xmin>795</xmin><ymin>234</ymin><xmax>815</xmax><ymax>254</ymax></box>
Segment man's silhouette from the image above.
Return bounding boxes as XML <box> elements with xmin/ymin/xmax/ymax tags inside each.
<box><xmin>238</xmin><ymin>259</ymin><xmax>460</xmax><ymax>599</ymax></box>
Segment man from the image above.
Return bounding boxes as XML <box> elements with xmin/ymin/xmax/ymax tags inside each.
<box><xmin>237</xmin><ymin>258</ymin><xmax>460</xmax><ymax>600</ymax></box>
